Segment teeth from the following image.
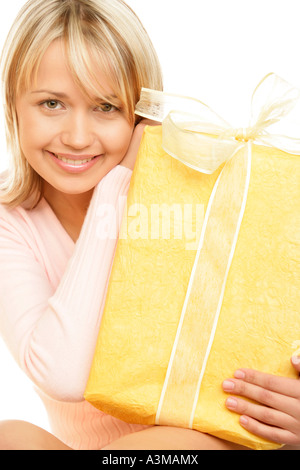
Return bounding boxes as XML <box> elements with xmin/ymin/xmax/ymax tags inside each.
<box><xmin>54</xmin><ymin>153</ymin><xmax>95</xmax><ymax>165</ymax></box>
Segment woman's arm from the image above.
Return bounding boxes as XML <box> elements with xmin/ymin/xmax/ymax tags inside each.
<box><xmin>0</xmin><ymin>165</ymin><xmax>132</xmax><ymax>401</ymax></box>
<box><xmin>0</xmin><ymin>123</ymin><xmax>150</xmax><ymax>402</ymax></box>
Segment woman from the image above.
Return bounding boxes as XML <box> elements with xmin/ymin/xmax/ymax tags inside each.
<box><xmin>0</xmin><ymin>0</ymin><xmax>299</xmax><ymax>451</ymax></box>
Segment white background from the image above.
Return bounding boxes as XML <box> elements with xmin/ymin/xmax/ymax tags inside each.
<box><xmin>0</xmin><ymin>0</ymin><xmax>299</xmax><ymax>432</ymax></box>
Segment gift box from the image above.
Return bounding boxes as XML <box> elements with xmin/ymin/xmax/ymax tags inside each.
<box><xmin>85</xmin><ymin>74</ymin><xmax>300</xmax><ymax>450</ymax></box>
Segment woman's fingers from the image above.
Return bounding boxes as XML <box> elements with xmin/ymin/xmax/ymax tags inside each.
<box><xmin>223</xmin><ymin>373</ymin><xmax>299</xmax><ymax>417</ymax></box>
<box><xmin>222</xmin><ymin>367</ymin><xmax>300</xmax><ymax>446</ymax></box>
<box><xmin>232</xmin><ymin>368</ymin><xmax>300</xmax><ymax>399</ymax></box>
<box><xmin>238</xmin><ymin>415</ymin><xmax>299</xmax><ymax>446</ymax></box>
<box><xmin>225</xmin><ymin>393</ymin><xmax>297</xmax><ymax>429</ymax></box>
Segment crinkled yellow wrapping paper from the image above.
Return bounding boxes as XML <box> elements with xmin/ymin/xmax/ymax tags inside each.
<box><xmin>85</xmin><ymin>125</ymin><xmax>300</xmax><ymax>450</ymax></box>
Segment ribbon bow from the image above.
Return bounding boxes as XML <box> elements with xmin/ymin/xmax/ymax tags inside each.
<box><xmin>135</xmin><ymin>73</ymin><xmax>300</xmax><ymax>174</ymax></box>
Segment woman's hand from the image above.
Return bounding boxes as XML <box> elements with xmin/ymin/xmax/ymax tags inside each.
<box><xmin>222</xmin><ymin>356</ymin><xmax>300</xmax><ymax>448</ymax></box>
<box><xmin>120</xmin><ymin>119</ymin><xmax>160</xmax><ymax>170</ymax></box>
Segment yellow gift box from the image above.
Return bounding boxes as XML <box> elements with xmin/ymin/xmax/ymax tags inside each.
<box><xmin>85</xmin><ymin>74</ymin><xmax>300</xmax><ymax>450</ymax></box>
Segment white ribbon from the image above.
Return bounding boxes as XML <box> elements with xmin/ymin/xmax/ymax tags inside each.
<box><xmin>135</xmin><ymin>73</ymin><xmax>300</xmax><ymax>174</ymax></box>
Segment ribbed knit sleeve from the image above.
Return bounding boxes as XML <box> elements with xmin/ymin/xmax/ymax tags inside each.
<box><xmin>0</xmin><ymin>166</ymin><xmax>132</xmax><ymax>402</ymax></box>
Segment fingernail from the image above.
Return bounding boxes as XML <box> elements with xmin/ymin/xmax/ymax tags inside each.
<box><xmin>223</xmin><ymin>380</ymin><xmax>235</xmax><ymax>391</ymax></box>
<box><xmin>226</xmin><ymin>398</ymin><xmax>238</xmax><ymax>410</ymax></box>
<box><xmin>292</xmin><ymin>355</ymin><xmax>300</xmax><ymax>365</ymax></box>
<box><xmin>234</xmin><ymin>370</ymin><xmax>246</xmax><ymax>379</ymax></box>
<box><xmin>240</xmin><ymin>416</ymin><xmax>248</xmax><ymax>426</ymax></box>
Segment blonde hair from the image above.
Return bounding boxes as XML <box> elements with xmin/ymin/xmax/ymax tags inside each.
<box><xmin>0</xmin><ymin>0</ymin><xmax>163</xmax><ymax>209</ymax></box>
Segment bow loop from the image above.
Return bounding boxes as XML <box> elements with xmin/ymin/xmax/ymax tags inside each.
<box><xmin>135</xmin><ymin>73</ymin><xmax>300</xmax><ymax>174</ymax></box>
<box><xmin>250</xmin><ymin>73</ymin><xmax>300</xmax><ymax>128</ymax></box>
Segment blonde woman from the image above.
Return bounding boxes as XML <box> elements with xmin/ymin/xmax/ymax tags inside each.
<box><xmin>1</xmin><ymin>0</ymin><xmax>299</xmax><ymax>451</ymax></box>
<box><xmin>0</xmin><ymin>0</ymin><xmax>239</xmax><ymax>450</ymax></box>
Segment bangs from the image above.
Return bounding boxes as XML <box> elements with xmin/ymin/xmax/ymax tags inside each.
<box><xmin>64</xmin><ymin>37</ymin><xmax>129</xmax><ymax>118</ymax></box>
<box><xmin>16</xmin><ymin>4</ymin><xmax>135</xmax><ymax>123</ymax></box>
<box><xmin>61</xmin><ymin>6</ymin><xmax>138</xmax><ymax>123</ymax></box>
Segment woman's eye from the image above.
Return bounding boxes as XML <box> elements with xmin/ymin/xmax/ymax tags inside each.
<box><xmin>97</xmin><ymin>103</ymin><xmax>117</xmax><ymax>113</ymax></box>
<box><xmin>42</xmin><ymin>100</ymin><xmax>62</xmax><ymax>110</ymax></box>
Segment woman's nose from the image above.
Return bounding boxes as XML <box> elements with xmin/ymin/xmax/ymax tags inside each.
<box><xmin>61</xmin><ymin>111</ymin><xmax>95</xmax><ymax>150</ymax></box>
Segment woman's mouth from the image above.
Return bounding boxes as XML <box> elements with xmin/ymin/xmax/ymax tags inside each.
<box><xmin>47</xmin><ymin>151</ymin><xmax>102</xmax><ymax>173</ymax></box>
<box><xmin>52</xmin><ymin>152</ymin><xmax>97</xmax><ymax>165</ymax></box>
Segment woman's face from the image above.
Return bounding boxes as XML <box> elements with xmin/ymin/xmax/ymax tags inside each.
<box><xmin>16</xmin><ymin>39</ymin><xmax>134</xmax><ymax>197</ymax></box>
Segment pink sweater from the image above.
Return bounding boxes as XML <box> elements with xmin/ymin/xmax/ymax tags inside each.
<box><xmin>0</xmin><ymin>165</ymin><xmax>147</xmax><ymax>450</ymax></box>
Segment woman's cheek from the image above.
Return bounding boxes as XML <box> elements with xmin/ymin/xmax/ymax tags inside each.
<box><xmin>107</xmin><ymin>121</ymin><xmax>134</xmax><ymax>157</ymax></box>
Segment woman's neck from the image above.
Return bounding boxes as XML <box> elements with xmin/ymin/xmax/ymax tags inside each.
<box><xmin>43</xmin><ymin>183</ymin><xmax>94</xmax><ymax>242</ymax></box>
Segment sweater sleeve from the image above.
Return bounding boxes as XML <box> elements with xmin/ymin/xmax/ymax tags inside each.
<box><xmin>0</xmin><ymin>165</ymin><xmax>132</xmax><ymax>402</ymax></box>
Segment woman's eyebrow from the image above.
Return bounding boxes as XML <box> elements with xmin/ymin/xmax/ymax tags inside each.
<box><xmin>31</xmin><ymin>90</ymin><xmax>69</xmax><ymax>98</ymax></box>
<box><xmin>31</xmin><ymin>90</ymin><xmax>120</xmax><ymax>103</ymax></box>
<box><xmin>94</xmin><ymin>94</ymin><xmax>120</xmax><ymax>103</ymax></box>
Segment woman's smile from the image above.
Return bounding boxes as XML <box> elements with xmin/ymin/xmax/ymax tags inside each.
<box><xmin>46</xmin><ymin>150</ymin><xmax>104</xmax><ymax>173</ymax></box>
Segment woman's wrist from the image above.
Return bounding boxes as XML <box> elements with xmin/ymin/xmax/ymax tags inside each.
<box><xmin>120</xmin><ymin>119</ymin><xmax>161</xmax><ymax>170</ymax></box>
